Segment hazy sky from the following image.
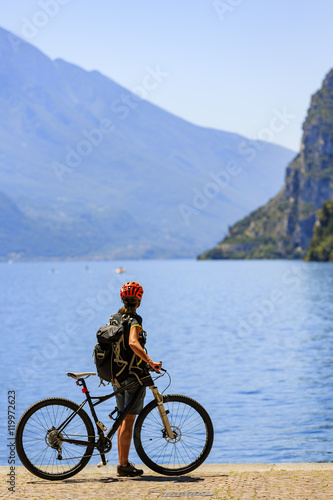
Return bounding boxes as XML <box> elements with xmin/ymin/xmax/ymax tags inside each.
<box><xmin>2</xmin><ymin>0</ymin><xmax>333</xmax><ymax>151</ymax></box>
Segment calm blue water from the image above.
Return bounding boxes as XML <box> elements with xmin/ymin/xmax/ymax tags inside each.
<box><xmin>1</xmin><ymin>259</ymin><xmax>333</xmax><ymax>466</ymax></box>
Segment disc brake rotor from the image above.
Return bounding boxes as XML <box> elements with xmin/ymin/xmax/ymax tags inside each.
<box><xmin>163</xmin><ymin>426</ymin><xmax>182</xmax><ymax>443</ymax></box>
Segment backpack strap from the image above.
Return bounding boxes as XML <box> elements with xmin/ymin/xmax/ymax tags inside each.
<box><xmin>113</xmin><ymin>336</ymin><xmax>128</xmax><ymax>378</ymax></box>
<box><xmin>110</xmin><ymin>312</ymin><xmax>126</xmax><ymax>324</ymax></box>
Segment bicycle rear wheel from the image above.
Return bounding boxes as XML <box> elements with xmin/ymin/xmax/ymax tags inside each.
<box><xmin>15</xmin><ymin>398</ymin><xmax>95</xmax><ymax>480</ymax></box>
<box><xmin>134</xmin><ymin>394</ymin><xmax>213</xmax><ymax>475</ymax></box>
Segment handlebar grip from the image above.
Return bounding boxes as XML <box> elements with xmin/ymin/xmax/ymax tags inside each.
<box><xmin>158</xmin><ymin>361</ymin><xmax>166</xmax><ymax>373</ymax></box>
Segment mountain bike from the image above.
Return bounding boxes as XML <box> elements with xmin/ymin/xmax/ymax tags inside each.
<box><xmin>15</xmin><ymin>369</ymin><xmax>214</xmax><ymax>480</ymax></box>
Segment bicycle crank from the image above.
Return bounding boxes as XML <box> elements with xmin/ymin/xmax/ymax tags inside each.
<box><xmin>96</xmin><ymin>436</ymin><xmax>112</xmax><ymax>454</ymax></box>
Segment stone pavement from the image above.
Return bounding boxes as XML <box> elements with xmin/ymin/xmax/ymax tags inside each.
<box><xmin>1</xmin><ymin>463</ymin><xmax>333</xmax><ymax>500</ymax></box>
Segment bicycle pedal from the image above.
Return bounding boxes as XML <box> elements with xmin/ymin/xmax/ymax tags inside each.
<box><xmin>97</xmin><ymin>421</ymin><xmax>107</xmax><ymax>431</ymax></box>
<box><xmin>97</xmin><ymin>459</ymin><xmax>108</xmax><ymax>468</ymax></box>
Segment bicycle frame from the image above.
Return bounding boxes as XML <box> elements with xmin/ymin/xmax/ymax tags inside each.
<box><xmin>58</xmin><ymin>371</ymin><xmax>174</xmax><ymax>465</ymax></box>
<box><xmin>16</xmin><ymin>368</ymin><xmax>214</xmax><ymax>479</ymax></box>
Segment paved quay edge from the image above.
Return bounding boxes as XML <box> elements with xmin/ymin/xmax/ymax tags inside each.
<box><xmin>2</xmin><ymin>462</ymin><xmax>333</xmax><ymax>474</ymax></box>
<box><xmin>2</xmin><ymin>463</ymin><xmax>333</xmax><ymax>500</ymax></box>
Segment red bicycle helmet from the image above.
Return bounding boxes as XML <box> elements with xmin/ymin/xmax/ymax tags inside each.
<box><xmin>120</xmin><ymin>281</ymin><xmax>144</xmax><ymax>301</ymax></box>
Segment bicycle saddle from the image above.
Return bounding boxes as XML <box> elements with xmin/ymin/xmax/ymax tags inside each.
<box><xmin>66</xmin><ymin>372</ymin><xmax>96</xmax><ymax>380</ymax></box>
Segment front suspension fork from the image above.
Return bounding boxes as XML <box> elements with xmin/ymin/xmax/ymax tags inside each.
<box><xmin>149</xmin><ymin>385</ymin><xmax>175</xmax><ymax>439</ymax></box>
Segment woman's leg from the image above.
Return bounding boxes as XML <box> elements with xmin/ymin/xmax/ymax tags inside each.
<box><xmin>117</xmin><ymin>414</ymin><xmax>136</xmax><ymax>466</ymax></box>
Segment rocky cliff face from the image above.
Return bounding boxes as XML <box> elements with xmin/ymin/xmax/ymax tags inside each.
<box><xmin>200</xmin><ymin>69</ymin><xmax>333</xmax><ymax>260</ymax></box>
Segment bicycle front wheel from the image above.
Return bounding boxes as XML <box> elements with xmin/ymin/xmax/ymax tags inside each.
<box><xmin>15</xmin><ymin>398</ymin><xmax>95</xmax><ymax>480</ymax></box>
<box><xmin>134</xmin><ymin>394</ymin><xmax>214</xmax><ymax>475</ymax></box>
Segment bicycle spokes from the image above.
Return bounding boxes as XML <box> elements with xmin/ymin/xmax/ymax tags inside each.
<box><xmin>16</xmin><ymin>398</ymin><xmax>95</xmax><ymax>480</ymax></box>
<box><xmin>134</xmin><ymin>394</ymin><xmax>214</xmax><ymax>475</ymax></box>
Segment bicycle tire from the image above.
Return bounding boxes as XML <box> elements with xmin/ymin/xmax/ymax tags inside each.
<box><xmin>134</xmin><ymin>394</ymin><xmax>214</xmax><ymax>475</ymax></box>
<box><xmin>15</xmin><ymin>398</ymin><xmax>95</xmax><ymax>481</ymax></box>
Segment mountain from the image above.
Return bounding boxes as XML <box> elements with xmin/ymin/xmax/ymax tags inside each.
<box><xmin>0</xmin><ymin>27</ymin><xmax>295</xmax><ymax>260</ymax></box>
<box><xmin>305</xmin><ymin>200</ymin><xmax>333</xmax><ymax>261</ymax></box>
<box><xmin>200</xmin><ymin>68</ymin><xmax>333</xmax><ymax>260</ymax></box>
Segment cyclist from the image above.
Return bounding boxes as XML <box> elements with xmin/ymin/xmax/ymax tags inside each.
<box><xmin>114</xmin><ymin>281</ymin><xmax>162</xmax><ymax>477</ymax></box>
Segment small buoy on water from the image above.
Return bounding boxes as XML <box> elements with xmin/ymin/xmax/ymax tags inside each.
<box><xmin>115</xmin><ymin>267</ymin><xmax>125</xmax><ymax>274</ymax></box>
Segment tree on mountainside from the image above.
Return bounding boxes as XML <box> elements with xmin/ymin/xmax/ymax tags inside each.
<box><xmin>305</xmin><ymin>200</ymin><xmax>333</xmax><ymax>262</ymax></box>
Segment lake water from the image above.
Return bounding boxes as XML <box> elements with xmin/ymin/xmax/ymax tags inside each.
<box><xmin>1</xmin><ymin>259</ymin><xmax>333</xmax><ymax>466</ymax></box>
